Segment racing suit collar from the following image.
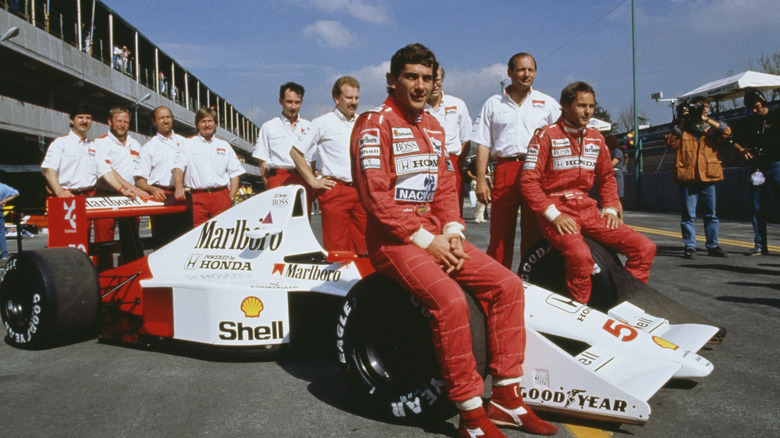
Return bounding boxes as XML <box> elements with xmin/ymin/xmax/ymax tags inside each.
<box><xmin>386</xmin><ymin>95</ymin><xmax>425</xmax><ymax>124</ymax></box>
<box><xmin>559</xmin><ymin>117</ymin><xmax>588</xmax><ymax>145</ymax></box>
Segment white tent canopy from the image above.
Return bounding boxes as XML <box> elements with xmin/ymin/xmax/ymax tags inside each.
<box><xmin>679</xmin><ymin>70</ymin><xmax>780</xmax><ymax>101</ymax></box>
<box><xmin>587</xmin><ymin>118</ymin><xmax>612</xmax><ymax>132</ymax></box>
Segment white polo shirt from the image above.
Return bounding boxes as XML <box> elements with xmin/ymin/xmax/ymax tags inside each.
<box><xmin>137</xmin><ymin>131</ymin><xmax>185</xmax><ymax>186</ymax></box>
<box><xmin>292</xmin><ymin>108</ymin><xmax>355</xmax><ymax>183</ymax></box>
<box><xmin>425</xmin><ymin>94</ymin><xmax>473</xmax><ymax>156</ymax></box>
<box><xmin>173</xmin><ymin>134</ymin><xmax>245</xmax><ymax>189</ymax></box>
<box><xmin>41</xmin><ymin>130</ymin><xmax>112</xmax><ymax>190</ymax></box>
<box><xmin>253</xmin><ymin>115</ymin><xmax>310</xmax><ymax>169</ymax></box>
<box><xmin>471</xmin><ymin>88</ymin><xmax>560</xmax><ymax>159</ymax></box>
<box><xmin>94</xmin><ymin>131</ymin><xmax>142</xmax><ymax>181</ymax></box>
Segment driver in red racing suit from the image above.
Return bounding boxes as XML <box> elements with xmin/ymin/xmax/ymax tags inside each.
<box><xmin>351</xmin><ymin>44</ymin><xmax>556</xmax><ymax>438</ymax></box>
<box><xmin>520</xmin><ymin>82</ymin><xmax>656</xmax><ymax>304</ymax></box>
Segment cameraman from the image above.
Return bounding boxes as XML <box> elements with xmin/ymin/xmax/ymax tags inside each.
<box><xmin>665</xmin><ymin>96</ymin><xmax>735</xmax><ymax>259</ymax></box>
<box><xmin>733</xmin><ymin>89</ymin><xmax>780</xmax><ymax>256</ymax></box>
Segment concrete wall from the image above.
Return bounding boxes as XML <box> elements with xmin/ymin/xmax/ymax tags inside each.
<box><xmin>621</xmin><ymin>168</ymin><xmax>779</xmax><ymax>221</ymax></box>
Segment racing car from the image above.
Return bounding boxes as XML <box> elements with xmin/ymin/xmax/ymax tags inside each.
<box><xmin>0</xmin><ymin>185</ymin><xmax>718</xmax><ymax>425</ymax></box>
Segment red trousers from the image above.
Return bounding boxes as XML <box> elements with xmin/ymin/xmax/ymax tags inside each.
<box><xmin>487</xmin><ymin>160</ymin><xmax>527</xmax><ymax>269</ymax></box>
<box><xmin>191</xmin><ymin>189</ymin><xmax>232</xmax><ymax>227</ymax></box>
<box><xmin>538</xmin><ymin>198</ymin><xmax>656</xmax><ymax>303</ymax></box>
<box><xmin>317</xmin><ymin>182</ymin><xmax>367</xmax><ymax>254</ymax></box>
<box><xmin>449</xmin><ymin>154</ymin><xmax>465</xmax><ymax>218</ymax></box>
<box><xmin>266</xmin><ymin>169</ymin><xmax>313</xmax><ymax>215</ymax></box>
<box><xmin>371</xmin><ymin>241</ymin><xmax>525</xmax><ymax>403</ymax></box>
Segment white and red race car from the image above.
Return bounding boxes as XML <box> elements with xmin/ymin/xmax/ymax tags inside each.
<box><xmin>0</xmin><ymin>185</ymin><xmax>718</xmax><ymax>425</ymax></box>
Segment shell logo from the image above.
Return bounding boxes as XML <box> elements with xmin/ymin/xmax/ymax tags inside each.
<box><xmin>241</xmin><ymin>296</ymin><xmax>264</xmax><ymax>318</ymax></box>
<box><xmin>652</xmin><ymin>336</ymin><xmax>679</xmax><ymax>350</ymax></box>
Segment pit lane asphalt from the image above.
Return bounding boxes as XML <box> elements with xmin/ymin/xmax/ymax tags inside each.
<box><xmin>1</xmin><ymin>208</ymin><xmax>778</xmax><ymax>438</ymax></box>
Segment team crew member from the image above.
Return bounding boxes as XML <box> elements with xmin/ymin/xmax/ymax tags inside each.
<box><xmin>173</xmin><ymin>108</ymin><xmax>245</xmax><ymax>227</ymax></box>
<box><xmin>136</xmin><ymin>106</ymin><xmax>185</xmax><ymax>200</ymax></box>
<box><xmin>41</xmin><ymin>104</ymin><xmax>142</xmax><ymax>199</ymax></box>
<box><xmin>520</xmin><ymin>82</ymin><xmax>656</xmax><ymax>304</ymax></box>
<box><xmin>425</xmin><ymin>66</ymin><xmax>472</xmax><ymax>217</ymax></box>
<box><xmin>254</xmin><ymin>82</ymin><xmax>311</xmax><ymax>185</ymax></box>
<box><xmin>93</xmin><ymin>107</ymin><xmax>145</xmax><ymax>245</ymax></box>
<box><xmin>290</xmin><ymin>76</ymin><xmax>367</xmax><ymax>253</ymax></box>
<box><xmin>351</xmin><ymin>43</ymin><xmax>556</xmax><ymax>438</ymax></box>
<box><xmin>472</xmin><ymin>52</ymin><xmax>560</xmax><ymax>268</ymax></box>
<box><xmin>135</xmin><ymin>106</ymin><xmax>188</xmax><ymax>245</ymax></box>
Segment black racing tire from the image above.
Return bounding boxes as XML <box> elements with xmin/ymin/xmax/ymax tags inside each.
<box><xmin>518</xmin><ymin>237</ymin><xmax>622</xmax><ymax>311</ymax></box>
<box><xmin>1</xmin><ymin>248</ymin><xmax>100</xmax><ymax>348</ymax></box>
<box><xmin>337</xmin><ymin>273</ymin><xmax>486</xmax><ymax>422</ymax></box>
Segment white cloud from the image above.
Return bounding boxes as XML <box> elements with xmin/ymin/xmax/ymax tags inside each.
<box><xmin>295</xmin><ymin>0</ymin><xmax>392</xmax><ymax>25</ymax></box>
<box><xmin>443</xmin><ymin>63</ymin><xmax>508</xmax><ymax>117</ymax></box>
<box><xmin>302</xmin><ymin>20</ymin><xmax>357</xmax><ymax>48</ymax></box>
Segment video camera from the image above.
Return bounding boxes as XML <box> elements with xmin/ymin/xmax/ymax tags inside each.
<box><xmin>675</xmin><ymin>101</ymin><xmax>705</xmax><ymax>124</ymax></box>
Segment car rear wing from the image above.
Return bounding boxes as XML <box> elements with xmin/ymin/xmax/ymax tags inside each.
<box><xmin>47</xmin><ymin>195</ymin><xmax>188</xmax><ymax>254</ymax></box>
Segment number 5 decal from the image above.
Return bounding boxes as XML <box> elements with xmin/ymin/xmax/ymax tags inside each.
<box><xmin>603</xmin><ymin>318</ymin><xmax>638</xmax><ymax>342</ymax></box>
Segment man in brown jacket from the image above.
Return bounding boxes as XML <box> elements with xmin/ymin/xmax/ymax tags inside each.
<box><xmin>665</xmin><ymin>96</ymin><xmax>734</xmax><ymax>259</ymax></box>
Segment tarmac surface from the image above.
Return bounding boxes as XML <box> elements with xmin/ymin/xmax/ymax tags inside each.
<box><xmin>1</xmin><ymin>206</ymin><xmax>778</xmax><ymax>437</ymax></box>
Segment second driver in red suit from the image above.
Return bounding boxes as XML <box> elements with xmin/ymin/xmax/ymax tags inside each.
<box><xmin>351</xmin><ymin>43</ymin><xmax>556</xmax><ymax>438</ymax></box>
<box><xmin>520</xmin><ymin>81</ymin><xmax>656</xmax><ymax>304</ymax></box>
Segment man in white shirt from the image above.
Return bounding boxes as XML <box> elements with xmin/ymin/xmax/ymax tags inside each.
<box><xmin>253</xmin><ymin>82</ymin><xmax>311</xmax><ymax>194</ymax></box>
<box><xmin>41</xmin><ymin>105</ymin><xmax>147</xmax><ymax>268</ymax></box>
<box><xmin>173</xmin><ymin>108</ymin><xmax>245</xmax><ymax>227</ymax></box>
<box><xmin>135</xmin><ymin>106</ymin><xmax>188</xmax><ymax>245</ymax></box>
<box><xmin>42</xmin><ymin>105</ymin><xmax>142</xmax><ymax>199</ymax></box>
<box><xmin>472</xmin><ymin>52</ymin><xmax>560</xmax><ymax>268</ymax></box>
<box><xmin>425</xmin><ymin>66</ymin><xmax>473</xmax><ymax>218</ymax></box>
<box><xmin>290</xmin><ymin>76</ymin><xmax>366</xmax><ymax>253</ymax></box>
<box><xmin>92</xmin><ymin>107</ymin><xmax>145</xmax><ymax>245</ymax></box>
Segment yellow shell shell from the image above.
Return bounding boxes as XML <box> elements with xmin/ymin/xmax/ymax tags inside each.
<box><xmin>652</xmin><ymin>336</ymin><xmax>678</xmax><ymax>350</ymax></box>
<box><xmin>241</xmin><ymin>296</ymin><xmax>264</xmax><ymax>318</ymax></box>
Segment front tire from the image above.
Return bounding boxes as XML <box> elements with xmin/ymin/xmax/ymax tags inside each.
<box><xmin>336</xmin><ymin>273</ymin><xmax>486</xmax><ymax>422</ymax></box>
<box><xmin>1</xmin><ymin>248</ymin><xmax>100</xmax><ymax>348</ymax></box>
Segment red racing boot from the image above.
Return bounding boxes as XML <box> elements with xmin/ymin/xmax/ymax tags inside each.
<box><xmin>486</xmin><ymin>383</ymin><xmax>558</xmax><ymax>435</ymax></box>
<box><xmin>458</xmin><ymin>406</ymin><xmax>506</xmax><ymax>438</ymax></box>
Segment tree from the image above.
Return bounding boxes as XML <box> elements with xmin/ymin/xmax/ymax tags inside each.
<box><xmin>757</xmin><ymin>51</ymin><xmax>780</xmax><ymax>75</ymax></box>
<box><xmin>756</xmin><ymin>51</ymin><xmax>780</xmax><ymax>100</ymax></box>
<box><xmin>617</xmin><ymin>104</ymin><xmax>650</xmax><ymax>132</ymax></box>
<box><xmin>593</xmin><ymin>102</ymin><xmax>614</xmax><ymax>133</ymax></box>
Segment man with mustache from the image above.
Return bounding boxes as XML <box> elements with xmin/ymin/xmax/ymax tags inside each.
<box><xmin>290</xmin><ymin>76</ymin><xmax>367</xmax><ymax>253</ymax></box>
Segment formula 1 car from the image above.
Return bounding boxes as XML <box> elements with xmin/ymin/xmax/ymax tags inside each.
<box><xmin>0</xmin><ymin>185</ymin><xmax>718</xmax><ymax>425</ymax></box>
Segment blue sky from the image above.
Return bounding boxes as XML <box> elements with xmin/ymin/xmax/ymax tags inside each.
<box><xmin>103</xmin><ymin>0</ymin><xmax>780</xmax><ymax>131</ymax></box>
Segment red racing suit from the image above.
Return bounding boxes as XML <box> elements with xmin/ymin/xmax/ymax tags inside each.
<box><xmin>351</xmin><ymin>96</ymin><xmax>527</xmax><ymax>403</ymax></box>
<box><xmin>520</xmin><ymin>118</ymin><xmax>656</xmax><ymax>303</ymax></box>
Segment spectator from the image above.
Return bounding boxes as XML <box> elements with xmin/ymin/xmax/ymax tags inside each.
<box><xmin>520</xmin><ymin>81</ymin><xmax>656</xmax><ymax>304</ymax></box>
<box><xmin>425</xmin><ymin>66</ymin><xmax>473</xmax><ymax>218</ymax></box>
<box><xmin>732</xmin><ymin>88</ymin><xmax>780</xmax><ymax>256</ymax></box>
<box><xmin>466</xmin><ymin>158</ymin><xmax>490</xmax><ymax>223</ymax></box>
<box><xmin>605</xmin><ymin>134</ymin><xmax>625</xmax><ymax>209</ymax></box>
<box><xmin>351</xmin><ymin>43</ymin><xmax>556</xmax><ymax>437</ymax></box>
<box><xmin>0</xmin><ymin>182</ymin><xmax>19</xmax><ymax>260</ymax></box>
<box><xmin>664</xmin><ymin>96</ymin><xmax>736</xmax><ymax>259</ymax></box>
<box><xmin>471</xmin><ymin>52</ymin><xmax>560</xmax><ymax>268</ymax></box>
<box><xmin>113</xmin><ymin>44</ymin><xmax>122</xmax><ymax>69</ymax></box>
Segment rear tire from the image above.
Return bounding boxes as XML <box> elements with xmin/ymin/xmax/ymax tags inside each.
<box><xmin>1</xmin><ymin>248</ymin><xmax>100</xmax><ymax>348</ymax></box>
<box><xmin>336</xmin><ymin>273</ymin><xmax>486</xmax><ymax>422</ymax></box>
